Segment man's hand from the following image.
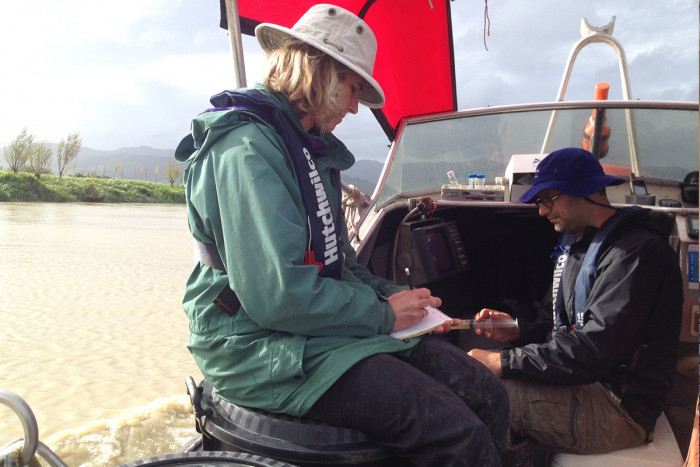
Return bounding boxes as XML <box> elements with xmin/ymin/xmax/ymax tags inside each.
<box><xmin>473</xmin><ymin>308</ymin><xmax>520</xmax><ymax>342</ymax></box>
<box><xmin>468</xmin><ymin>348</ymin><xmax>503</xmax><ymax>377</ymax></box>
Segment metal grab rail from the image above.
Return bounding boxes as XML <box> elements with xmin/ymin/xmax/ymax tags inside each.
<box><xmin>540</xmin><ymin>17</ymin><xmax>641</xmax><ymax>176</ymax></box>
<box><xmin>0</xmin><ymin>389</ymin><xmax>67</xmax><ymax>467</ymax></box>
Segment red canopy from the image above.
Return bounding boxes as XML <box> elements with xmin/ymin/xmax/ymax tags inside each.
<box><xmin>221</xmin><ymin>0</ymin><xmax>457</xmax><ymax>141</ymax></box>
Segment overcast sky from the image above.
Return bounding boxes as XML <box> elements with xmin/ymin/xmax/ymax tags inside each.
<box><xmin>1</xmin><ymin>0</ymin><xmax>697</xmax><ymax>161</ymax></box>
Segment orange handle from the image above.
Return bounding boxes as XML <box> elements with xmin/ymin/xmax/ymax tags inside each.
<box><xmin>594</xmin><ymin>82</ymin><xmax>610</xmax><ymax>100</ymax></box>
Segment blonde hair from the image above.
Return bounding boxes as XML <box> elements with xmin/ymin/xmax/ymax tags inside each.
<box><xmin>262</xmin><ymin>39</ymin><xmax>349</xmax><ymax>130</ymax></box>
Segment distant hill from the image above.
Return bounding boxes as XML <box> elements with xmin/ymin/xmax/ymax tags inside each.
<box><xmin>341</xmin><ymin>159</ymin><xmax>384</xmax><ymax>195</ymax></box>
<box><xmin>2</xmin><ymin>144</ymin><xmax>384</xmax><ymax>190</ymax></box>
<box><xmin>76</xmin><ymin>146</ymin><xmax>384</xmax><ymax>191</ymax></box>
<box><xmin>73</xmin><ymin>146</ymin><xmax>176</xmax><ymax>182</ymax></box>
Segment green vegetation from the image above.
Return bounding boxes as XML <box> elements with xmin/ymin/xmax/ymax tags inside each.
<box><xmin>56</xmin><ymin>132</ymin><xmax>82</xmax><ymax>179</ymax></box>
<box><xmin>0</xmin><ymin>170</ymin><xmax>185</xmax><ymax>203</ymax></box>
<box><xmin>2</xmin><ymin>128</ymin><xmax>185</xmax><ymax>201</ymax></box>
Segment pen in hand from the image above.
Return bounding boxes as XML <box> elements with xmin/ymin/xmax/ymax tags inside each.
<box><xmin>404</xmin><ymin>267</ymin><xmax>414</xmax><ymax>290</ymax></box>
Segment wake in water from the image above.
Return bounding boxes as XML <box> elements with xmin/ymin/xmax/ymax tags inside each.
<box><xmin>45</xmin><ymin>395</ymin><xmax>198</xmax><ymax>466</ymax></box>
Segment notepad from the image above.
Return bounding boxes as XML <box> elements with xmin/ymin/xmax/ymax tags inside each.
<box><xmin>390</xmin><ymin>306</ymin><xmax>453</xmax><ymax>339</ymax></box>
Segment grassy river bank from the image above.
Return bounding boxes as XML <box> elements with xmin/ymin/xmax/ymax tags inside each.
<box><xmin>0</xmin><ymin>170</ymin><xmax>185</xmax><ymax>203</ymax></box>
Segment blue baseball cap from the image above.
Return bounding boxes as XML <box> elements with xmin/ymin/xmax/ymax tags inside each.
<box><xmin>519</xmin><ymin>147</ymin><xmax>625</xmax><ymax>203</ymax></box>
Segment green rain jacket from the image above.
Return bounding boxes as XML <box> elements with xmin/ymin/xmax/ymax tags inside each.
<box><xmin>175</xmin><ymin>84</ymin><xmax>419</xmax><ymax>416</ymax></box>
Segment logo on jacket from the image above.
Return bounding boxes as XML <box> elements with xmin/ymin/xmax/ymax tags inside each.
<box><xmin>304</xmin><ymin>147</ymin><xmax>339</xmax><ymax>266</ymax></box>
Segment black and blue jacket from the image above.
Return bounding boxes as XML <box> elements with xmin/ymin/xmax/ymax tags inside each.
<box><xmin>501</xmin><ymin>208</ymin><xmax>683</xmax><ymax>433</ymax></box>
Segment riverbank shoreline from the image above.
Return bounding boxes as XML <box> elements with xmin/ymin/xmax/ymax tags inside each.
<box><xmin>0</xmin><ymin>170</ymin><xmax>185</xmax><ymax>203</ymax></box>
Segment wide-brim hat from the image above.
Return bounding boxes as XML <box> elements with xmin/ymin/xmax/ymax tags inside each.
<box><xmin>519</xmin><ymin>147</ymin><xmax>626</xmax><ymax>203</ymax></box>
<box><xmin>255</xmin><ymin>4</ymin><xmax>385</xmax><ymax>108</ymax></box>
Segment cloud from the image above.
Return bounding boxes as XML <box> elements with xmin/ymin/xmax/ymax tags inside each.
<box><xmin>0</xmin><ymin>0</ymin><xmax>696</xmax><ymax>158</ymax></box>
<box><xmin>450</xmin><ymin>0</ymin><xmax>698</xmax><ymax>106</ymax></box>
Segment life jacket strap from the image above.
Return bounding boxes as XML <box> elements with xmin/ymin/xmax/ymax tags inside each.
<box><xmin>193</xmin><ymin>238</ymin><xmax>225</xmax><ymax>271</ymax></box>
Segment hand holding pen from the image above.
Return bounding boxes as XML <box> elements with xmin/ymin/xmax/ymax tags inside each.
<box><xmin>404</xmin><ymin>267</ymin><xmax>414</xmax><ymax>290</ymax></box>
<box><xmin>399</xmin><ymin>268</ymin><xmax>455</xmax><ymax>334</ymax></box>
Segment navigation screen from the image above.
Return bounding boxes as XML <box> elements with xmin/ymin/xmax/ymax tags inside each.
<box><xmin>425</xmin><ymin>230</ymin><xmax>453</xmax><ymax>274</ymax></box>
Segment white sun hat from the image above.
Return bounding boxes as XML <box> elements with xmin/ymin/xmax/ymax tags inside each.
<box><xmin>255</xmin><ymin>4</ymin><xmax>385</xmax><ymax>108</ymax></box>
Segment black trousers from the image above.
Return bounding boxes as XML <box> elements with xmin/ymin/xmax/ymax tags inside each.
<box><xmin>306</xmin><ymin>335</ymin><xmax>510</xmax><ymax>466</ymax></box>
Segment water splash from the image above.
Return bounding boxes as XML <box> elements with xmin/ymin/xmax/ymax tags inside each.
<box><xmin>45</xmin><ymin>395</ymin><xmax>198</xmax><ymax>466</ymax></box>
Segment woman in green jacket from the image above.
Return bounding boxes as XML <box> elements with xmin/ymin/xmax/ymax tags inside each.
<box><xmin>175</xmin><ymin>4</ymin><xmax>509</xmax><ymax>466</ymax></box>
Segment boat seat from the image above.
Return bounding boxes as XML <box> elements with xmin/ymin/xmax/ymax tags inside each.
<box><xmin>187</xmin><ymin>378</ymin><xmax>395</xmax><ymax>467</ymax></box>
<box><xmin>550</xmin><ymin>412</ymin><xmax>684</xmax><ymax>467</ymax></box>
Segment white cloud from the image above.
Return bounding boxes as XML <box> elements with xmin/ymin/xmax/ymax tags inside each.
<box><xmin>0</xmin><ymin>0</ymin><xmax>696</xmax><ymax>156</ymax></box>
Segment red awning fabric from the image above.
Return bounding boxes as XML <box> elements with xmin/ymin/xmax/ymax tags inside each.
<box><xmin>221</xmin><ymin>0</ymin><xmax>456</xmax><ymax>141</ymax></box>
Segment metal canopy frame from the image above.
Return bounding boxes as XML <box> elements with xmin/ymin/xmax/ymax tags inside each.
<box><xmin>540</xmin><ymin>17</ymin><xmax>641</xmax><ymax>176</ymax></box>
<box><xmin>223</xmin><ymin>0</ymin><xmax>247</xmax><ymax>88</ymax></box>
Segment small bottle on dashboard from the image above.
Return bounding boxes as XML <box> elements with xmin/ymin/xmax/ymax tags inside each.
<box><xmin>447</xmin><ymin>170</ymin><xmax>459</xmax><ymax>186</ymax></box>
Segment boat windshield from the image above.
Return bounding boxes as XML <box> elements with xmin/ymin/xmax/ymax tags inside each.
<box><xmin>376</xmin><ymin>103</ymin><xmax>698</xmax><ymax>207</ymax></box>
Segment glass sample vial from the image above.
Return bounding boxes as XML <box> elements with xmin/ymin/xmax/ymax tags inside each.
<box><xmin>467</xmin><ymin>174</ymin><xmax>477</xmax><ymax>188</ymax></box>
<box><xmin>476</xmin><ymin>174</ymin><xmax>486</xmax><ymax>188</ymax></box>
<box><xmin>447</xmin><ymin>170</ymin><xmax>459</xmax><ymax>186</ymax></box>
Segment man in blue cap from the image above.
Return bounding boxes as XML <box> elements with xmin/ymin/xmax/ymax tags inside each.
<box><xmin>469</xmin><ymin>147</ymin><xmax>683</xmax><ymax>454</ymax></box>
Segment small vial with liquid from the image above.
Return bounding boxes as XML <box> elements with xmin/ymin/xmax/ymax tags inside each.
<box><xmin>447</xmin><ymin>170</ymin><xmax>459</xmax><ymax>186</ymax></box>
<box><xmin>453</xmin><ymin>318</ymin><xmax>519</xmax><ymax>333</ymax></box>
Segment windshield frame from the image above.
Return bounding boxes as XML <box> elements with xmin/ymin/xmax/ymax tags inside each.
<box><xmin>373</xmin><ymin>99</ymin><xmax>699</xmax><ymax>210</ymax></box>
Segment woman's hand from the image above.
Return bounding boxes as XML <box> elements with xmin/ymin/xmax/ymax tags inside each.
<box><xmin>388</xmin><ymin>288</ymin><xmax>442</xmax><ymax>332</ymax></box>
<box><xmin>473</xmin><ymin>308</ymin><xmax>520</xmax><ymax>342</ymax></box>
<box><xmin>431</xmin><ymin>317</ymin><xmax>460</xmax><ymax>335</ymax></box>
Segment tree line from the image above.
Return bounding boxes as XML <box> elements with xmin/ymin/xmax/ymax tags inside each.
<box><xmin>4</xmin><ymin>128</ymin><xmax>81</xmax><ymax>179</ymax></box>
<box><xmin>3</xmin><ymin>128</ymin><xmax>183</xmax><ymax>185</ymax></box>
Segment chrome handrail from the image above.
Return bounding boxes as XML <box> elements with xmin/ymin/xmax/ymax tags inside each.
<box><xmin>540</xmin><ymin>17</ymin><xmax>640</xmax><ymax>175</ymax></box>
<box><xmin>0</xmin><ymin>389</ymin><xmax>67</xmax><ymax>467</ymax></box>
<box><xmin>1</xmin><ymin>389</ymin><xmax>37</xmax><ymax>465</ymax></box>
<box><xmin>401</xmin><ymin>99</ymin><xmax>697</xmax><ymax>124</ymax></box>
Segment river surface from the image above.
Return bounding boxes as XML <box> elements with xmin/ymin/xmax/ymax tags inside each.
<box><xmin>0</xmin><ymin>202</ymin><xmax>204</xmax><ymax>465</ymax></box>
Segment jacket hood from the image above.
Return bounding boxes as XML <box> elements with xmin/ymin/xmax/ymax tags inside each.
<box><xmin>175</xmin><ymin>86</ymin><xmax>297</xmax><ymax>165</ymax></box>
<box><xmin>175</xmin><ymin>110</ymin><xmax>242</xmax><ymax>164</ymax></box>
<box><xmin>630</xmin><ymin>208</ymin><xmax>675</xmax><ymax>240</ymax></box>
<box><xmin>175</xmin><ymin>84</ymin><xmax>355</xmax><ymax>172</ymax></box>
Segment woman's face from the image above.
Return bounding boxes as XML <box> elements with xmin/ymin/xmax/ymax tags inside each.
<box><xmin>314</xmin><ymin>72</ymin><xmax>363</xmax><ymax>133</ymax></box>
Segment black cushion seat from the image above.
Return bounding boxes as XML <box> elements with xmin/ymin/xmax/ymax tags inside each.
<box><xmin>194</xmin><ymin>379</ymin><xmax>395</xmax><ymax>466</ymax></box>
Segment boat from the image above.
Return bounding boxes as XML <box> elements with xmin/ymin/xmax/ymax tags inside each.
<box><xmin>2</xmin><ymin>1</ymin><xmax>697</xmax><ymax>465</ymax></box>
<box><xmin>195</xmin><ymin>1</ymin><xmax>700</xmax><ymax>465</ymax></box>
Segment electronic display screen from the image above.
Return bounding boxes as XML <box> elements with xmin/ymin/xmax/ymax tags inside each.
<box><xmin>631</xmin><ymin>179</ymin><xmax>648</xmax><ymax>196</ymax></box>
<box><xmin>408</xmin><ymin>220</ymin><xmax>469</xmax><ymax>284</ymax></box>
<box><xmin>688</xmin><ymin>216</ymin><xmax>699</xmax><ymax>238</ymax></box>
<box><xmin>425</xmin><ymin>230</ymin><xmax>454</xmax><ymax>274</ymax></box>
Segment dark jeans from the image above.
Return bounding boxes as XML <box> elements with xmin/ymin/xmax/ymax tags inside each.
<box><xmin>305</xmin><ymin>335</ymin><xmax>510</xmax><ymax>466</ymax></box>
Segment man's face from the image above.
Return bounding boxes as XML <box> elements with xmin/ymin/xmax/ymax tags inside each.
<box><xmin>534</xmin><ymin>189</ymin><xmax>590</xmax><ymax>237</ymax></box>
